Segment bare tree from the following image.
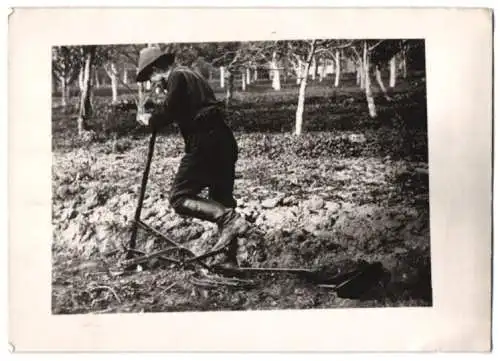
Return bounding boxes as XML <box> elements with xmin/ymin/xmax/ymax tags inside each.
<box><xmin>123</xmin><ymin>68</ymin><xmax>129</xmax><ymax>84</ymax></box>
<box><xmin>220</xmin><ymin>66</ymin><xmax>225</xmax><ymax>88</ymax></box>
<box><xmin>246</xmin><ymin>65</ymin><xmax>252</xmax><ymax>85</ymax></box>
<box><xmin>52</xmin><ymin>46</ymin><xmax>80</xmax><ymax>106</ymax></box>
<box><xmin>94</xmin><ymin>68</ymin><xmax>101</xmax><ymax>88</ymax></box>
<box><xmin>270</xmin><ymin>50</ymin><xmax>281</xmax><ymax>90</ymax></box>
<box><xmin>401</xmin><ymin>49</ymin><xmax>408</xmax><ymax>78</ymax></box>
<box><xmin>116</xmin><ymin>44</ymin><xmax>151</xmax><ymax>110</ymax></box>
<box><xmin>294</xmin><ymin>40</ymin><xmax>317</xmax><ymax>136</ymax></box>
<box><xmin>225</xmin><ymin>71</ymin><xmax>234</xmax><ymax>107</ymax></box>
<box><xmin>334</xmin><ymin>49</ymin><xmax>341</xmax><ymax>87</ymax></box>
<box><xmin>363</xmin><ymin>41</ymin><xmax>378</xmax><ymax>118</ymax></box>
<box><xmin>319</xmin><ymin>57</ymin><xmax>326</xmax><ymax>82</ymax></box>
<box><xmin>78</xmin><ymin>67</ymin><xmax>85</xmax><ymax>93</ymax></box>
<box><xmin>314</xmin><ymin>40</ymin><xmax>354</xmax><ymax>88</ymax></box>
<box><xmin>241</xmin><ymin>69</ymin><xmax>246</xmax><ymax>91</ymax></box>
<box><xmin>311</xmin><ymin>56</ymin><xmax>317</xmax><ymax>81</ymax></box>
<box><xmin>348</xmin><ymin>40</ymin><xmax>402</xmax><ymax>118</ymax></box>
<box><xmin>103</xmin><ymin>62</ymin><xmax>119</xmax><ymax>104</ymax></box>
<box><xmin>77</xmin><ymin>46</ymin><xmax>97</xmax><ymax>135</ymax></box>
<box><xmin>389</xmin><ymin>56</ymin><xmax>397</xmax><ymax>87</ymax></box>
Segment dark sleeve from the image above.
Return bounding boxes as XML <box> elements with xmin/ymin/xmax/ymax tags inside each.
<box><xmin>149</xmin><ymin>70</ymin><xmax>187</xmax><ymax>129</ymax></box>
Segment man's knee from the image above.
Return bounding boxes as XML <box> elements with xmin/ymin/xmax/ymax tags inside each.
<box><xmin>209</xmin><ymin>190</ymin><xmax>236</xmax><ymax>209</ymax></box>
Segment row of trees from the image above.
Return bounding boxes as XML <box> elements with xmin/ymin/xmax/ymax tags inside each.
<box><xmin>52</xmin><ymin>39</ymin><xmax>423</xmax><ymax>136</ymax></box>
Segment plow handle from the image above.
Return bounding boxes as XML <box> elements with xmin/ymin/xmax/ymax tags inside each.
<box><xmin>127</xmin><ymin>130</ymin><xmax>157</xmax><ymax>254</ymax></box>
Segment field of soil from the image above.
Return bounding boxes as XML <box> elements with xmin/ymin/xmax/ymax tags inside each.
<box><xmin>51</xmin><ymin>75</ymin><xmax>431</xmax><ymax>314</ymax></box>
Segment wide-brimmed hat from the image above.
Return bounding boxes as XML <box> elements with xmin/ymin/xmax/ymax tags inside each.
<box><xmin>136</xmin><ymin>46</ymin><xmax>175</xmax><ymax>82</ymax></box>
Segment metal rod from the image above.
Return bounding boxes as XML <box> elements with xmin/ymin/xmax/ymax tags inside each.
<box><xmin>135</xmin><ymin>220</ymin><xmax>193</xmax><ymax>256</ymax></box>
<box><xmin>135</xmin><ymin>220</ymin><xmax>213</xmax><ymax>270</ymax></box>
<box><xmin>121</xmin><ymin>247</ymin><xmax>182</xmax><ymax>268</ymax></box>
<box><xmin>183</xmin><ymin>246</ymin><xmax>228</xmax><ymax>265</ymax></box>
<box><xmin>127</xmin><ymin>131</ymin><xmax>157</xmax><ymax>255</ymax></box>
<box><xmin>214</xmin><ymin>266</ymin><xmax>313</xmax><ymax>275</ymax></box>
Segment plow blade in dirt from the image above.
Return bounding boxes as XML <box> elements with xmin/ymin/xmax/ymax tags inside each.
<box><xmin>211</xmin><ymin>261</ymin><xmax>388</xmax><ymax>297</ymax></box>
<box><xmin>117</xmin><ymin>219</ymin><xmax>388</xmax><ymax>297</ymax></box>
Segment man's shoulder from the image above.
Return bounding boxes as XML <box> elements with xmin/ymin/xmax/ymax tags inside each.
<box><xmin>171</xmin><ymin>65</ymin><xmax>195</xmax><ymax>75</ymax></box>
<box><xmin>166</xmin><ymin>67</ymin><xmax>188</xmax><ymax>86</ymax></box>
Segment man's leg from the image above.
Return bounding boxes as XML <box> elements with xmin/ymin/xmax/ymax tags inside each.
<box><xmin>170</xmin><ymin>131</ymin><xmax>247</xmax><ymax>263</ymax></box>
<box><xmin>169</xmin><ymin>152</ymin><xmax>231</xmax><ymax>225</ymax></box>
<box><xmin>169</xmin><ymin>155</ymin><xmax>247</xmax><ymax>266</ymax></box>
<box><xmin>206</xmin><ymin>162</ymin><xmax>240</xmax><ymax>264</ymax></box>
<box><xmin>206</xmin><ymin>143</ymin><xmax>249</xmax><ymax>261</ymax></box>
<box><xmin>208</xmin><ymin>169</ymin><xmax>237</xmax><ymax>209</ymax></box>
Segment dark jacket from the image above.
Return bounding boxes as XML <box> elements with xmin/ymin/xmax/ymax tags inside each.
<box><xmin>149</xmin><ymin>65</ymin><xmax>224</xmax><ymax>141</ymax></box>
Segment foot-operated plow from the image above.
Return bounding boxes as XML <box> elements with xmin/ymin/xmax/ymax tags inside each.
<box><xmin>106</xmin><ymin>131</ymin><xmax>385</xmax><ymax>296</ymax></box>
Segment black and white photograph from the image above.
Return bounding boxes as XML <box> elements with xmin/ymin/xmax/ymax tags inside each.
<box><xmin>50</xmin><ymin>38</ymin><xmax>431</xmax><ymax>314</ymax></box>
<box><xmin>7</xmin><ymin>6</ymin><xmax>493</xmax><ymax>352</ymax></box>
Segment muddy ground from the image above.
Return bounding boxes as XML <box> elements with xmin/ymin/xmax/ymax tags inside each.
<box><xmin>51</xmin><ymin>78</ymin><xmax>431</xmax><ymax>314</ymax></box>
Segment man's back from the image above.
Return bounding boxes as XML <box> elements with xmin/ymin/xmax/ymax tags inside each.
<box><xmin>169</xmin><ymin>66</ymin><xmax>219</xmax><ymax>117</ymax></box>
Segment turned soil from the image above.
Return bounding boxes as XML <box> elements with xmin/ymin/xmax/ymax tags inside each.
<box><xmin>51</xmin><ymin>76</ymin><xmax>431</xmax><ymax>314</ymax></box>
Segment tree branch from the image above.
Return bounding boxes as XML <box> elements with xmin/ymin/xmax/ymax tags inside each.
<box><xmin>315</xmin><ymin>48</ymin><xmax>335</xmax><ymax>60</ymax></box>
<box><xmin>350</xmin><ymin>46</ymin><xmax>361</xmax><ymax>61</ymax></box>
<box><xmin>369</xmin><ymin>40</ymin><xmax>385</xmax><ymax>51</ymax></box>
<box><xmin>331</xmin><ymin>41</ymin><xmax>355</xmax><ymax>50</ymax></box>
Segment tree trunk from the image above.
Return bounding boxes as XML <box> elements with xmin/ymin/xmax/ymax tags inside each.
<box><xmin>363</xmin><ymin>42</ymin><xmax>377</xmax><ymax>118</ymax></box>
<box><xmin>94</xmin><ymin>70</ymin><xmax>100</xmax><ymax>88</ymax></box>
<box><xmin>78</xmin><ymin>67</ymin><xmax>84</xmax><ymax>92</ymax></box>
<box><xmin>375</xmin><ymin>65</ymin><xmax>391</xmax><ymax>101</ymax></box>
<box><xmin>358</xmin><ymin>63</ymin><xmax>365</xmax><ymax>89</ymax></box>
<box><xmin>334</xmin><ymin>49</ymin><xmax>341</xmax><ymax>87</ymax></box>
<box><xmin>220</xmin><ymin>66</ymin><xmax>225</xmax><ymax>88</ymax></box>
<box><xmin>241</xmin><ymin>70</ymin><xmax>246</xmax><ymax>91</ymax></box>
<box><xmin>59</xmin><ymin>76</ymin><xmax>68</xmax><ymax>107</ymax></box>
<box><xmin>246</xmin><ymin>67</ymin><xmax>251</xmax><ymax>84</ymax></box>
<box><xmin>319</xmin><ymin>58</ymin><xmax>326</xmax><ymax>82</ymax></box>
<box><xmin>311</xmin><ymin>56</ymin><xmax>317</xmax><ymax>80</ymax></box>
<box><xmin>225</xmin><ymin>72</ymin><xmax>234</xmax><ymax>107</ymax></box>
<box><xmin>296</xmin><ymin>61</ymin><xmax>302</xmax><ymax>85</ymax></box>
<box><xmin>402</xmin><ymin>51</ymin><xmax>408</xmax><ymax>78</ymax></box>
<box><xmin>137</xmin><ymin>82</ymin><xmax>146</xmax><ymax>114</ymax></box>
<box><xmin>104</xmin><ymin>62</ymin><xmax>119</xmax><ymax>104</ymax></box>
<box><xmin>271</xmin><ymin>52</ymin><xmax>281</xmax><ymax>91</ymax></box>
<box><xmin>283</xmin><ymin>60</ymin><xmax>289</xmax><ymax>84</ymax></box>
<box><xmin>111</xmin><ymin>72</ymin><xmax>118</xmax><ymax>103</ymax></box>
<box><xmin>253</xmin><ymin>68</ymin><xmax>258</xmax><ymax>82</ymax></box>
<box><xmin>272</xmin><ymin>67</ymin><xmax>281</xmax><ymax>90</ymax></box>
<box><xmin>123</xmin><ymin>69</ymin><xmax>128</xmax><ymax>84</ymax></box>
<box><xmin>389</xmin><ymin>56</ymin><xmax>397</xmax><ymax>87</ymax></box>
<box><xmin>77</xmin><ymin>46</ymin><xmax>96</xmax><ymax>135</ymax></box>
<box><xmin>295</xmin><ymin>41</ymin><xmax>317</xmax><ymax>136</ymax></box>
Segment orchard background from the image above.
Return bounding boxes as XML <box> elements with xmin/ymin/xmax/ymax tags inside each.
<box><xmin>51</xmin><ymin>39</ymin><xmax>431</xmax><ymax>313</ymax></box>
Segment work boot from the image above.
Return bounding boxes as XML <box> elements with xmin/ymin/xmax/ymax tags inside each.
<box><xmin>173</xmin><ymin>197</ymin><xmax>247</xmax><ymax>259</ymax></box>
<box><xmin>173</xmin><ymin>197</ymin><xmax>227</xmax><ymax>223</ymax></box>
<box><xmin>213</xmin><ymin>209</ymin><xmax>249</xmax><ymax>252</ymax></box>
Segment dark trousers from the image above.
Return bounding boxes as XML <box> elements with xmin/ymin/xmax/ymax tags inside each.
<box><xmin>169</xmin><ymin>112</ymin><xmax>238</xmax><ymax>210</ymax></box>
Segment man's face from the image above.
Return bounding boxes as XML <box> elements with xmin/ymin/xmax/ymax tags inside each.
<box><xmin>150</xmin><ymin>66</ymin><xmax>170</xmax><ymax>83</ymax></box>
<box><xmin>149</xmin><ymin>67</ymin><xmax>170</xmax><ymax>96</ymax></box>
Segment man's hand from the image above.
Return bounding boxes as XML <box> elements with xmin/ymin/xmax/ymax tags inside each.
<box><xmin>136</xmin><ymin>112</ymin><xmax>152</xmax><ymax>127</ymax></box>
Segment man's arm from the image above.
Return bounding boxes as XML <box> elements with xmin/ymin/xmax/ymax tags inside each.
<box><xmin>148</xmin><ymin>70</ymin><xmax>187</xmax><ymax>130</ymax></box>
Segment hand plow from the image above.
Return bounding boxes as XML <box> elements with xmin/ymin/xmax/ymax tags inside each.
<box><xmin>106</xmin><ymin>131</ymin><xmax>383</xmax><ymax>294</ymax></box>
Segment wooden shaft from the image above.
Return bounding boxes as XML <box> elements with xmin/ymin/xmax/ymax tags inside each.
<box><xmin>128</xmin><ymin>131</ymin><xmax>157</xmax><ymax>253</ymax></box>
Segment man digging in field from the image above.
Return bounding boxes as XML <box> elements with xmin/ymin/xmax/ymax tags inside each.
<box><xmin>135</xmin><ymin>46</ymin><xmax>249</xmax><ymax>267</ymax></box>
